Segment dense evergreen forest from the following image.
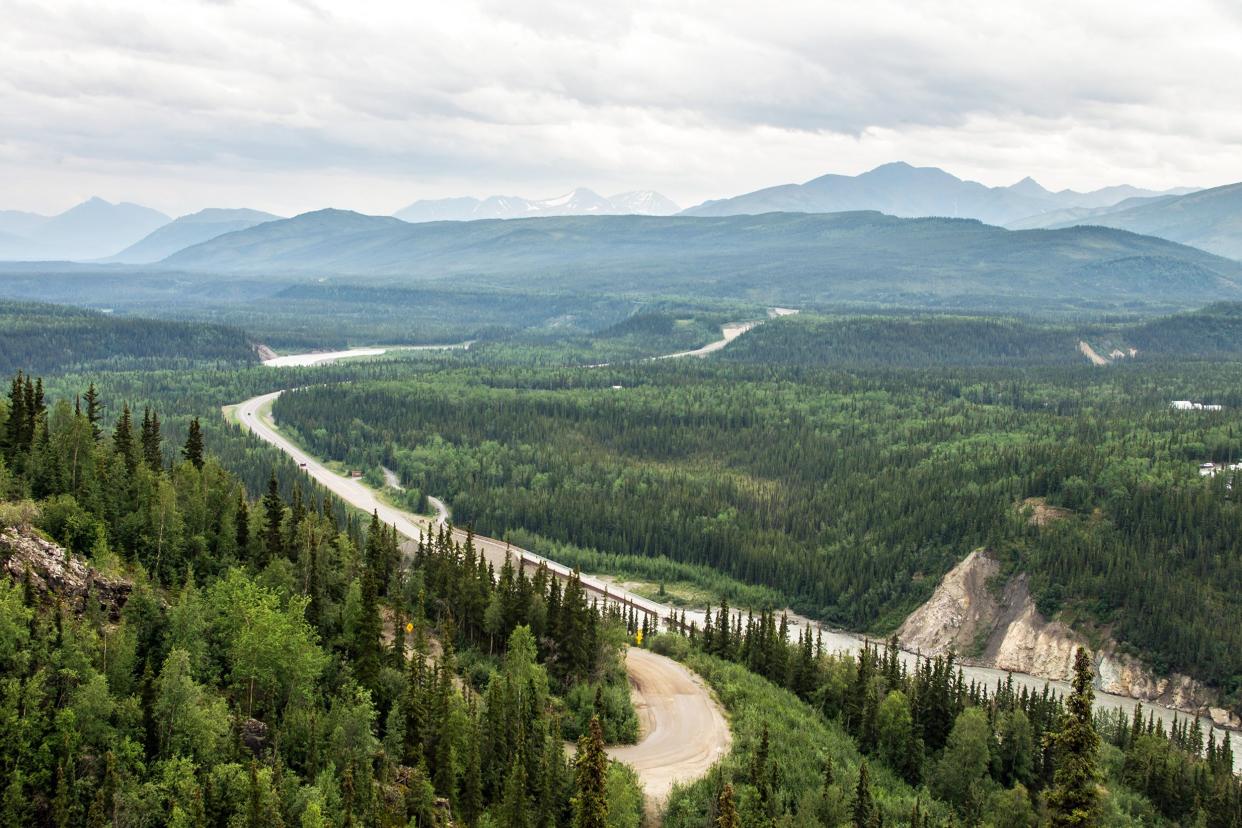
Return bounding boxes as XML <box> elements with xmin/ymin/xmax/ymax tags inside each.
<box><xmin>0</xmin><ymin>301</ymin><xmax>258</xmax><ymax>375</ymax></box>
<box><xmin>272</xmin><ymin>358</ymin><xmax>1242</xmax><ymax>715</ymax></box>
<box><xmin>0</xmin><ymin>267</ymin><xmax>756</xmax><ymax>352</ymax></box>
<box><xmin>0</xmin><ymin>371</ymin><xmax>649</xmax><ymax>826</ymax></box>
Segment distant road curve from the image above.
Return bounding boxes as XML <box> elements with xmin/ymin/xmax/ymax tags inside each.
<box><xmin>589</xmin><ymin>307</ymin><xmax>798</xmax><ymax>368</ymax></box>
<box><xmin>262</xmin><ymin>342</ymin><xmax>472</xmax><ymax>368</ymax></box>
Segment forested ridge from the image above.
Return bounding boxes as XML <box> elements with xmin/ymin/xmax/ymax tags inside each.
<box><xmin>157</xmin><ymin>209</ymin><xmax>1242</xmax><ymax>316</ymax></box>
<box><xmin>721</xmin><ymin>306</ymin><xmax>1242</xmax><ymax>368</ymax></box>
<box><xmin>0</xmin><ymin>371</ymin><xmax>647</xmax><ymax>826</ymax></box>
<box><xmin>0</xmin><ymin>301</ymin><xmax>258</xmax><ymax>375</ymax></box>
<box><xmin>273</xmin><ymin>359</ymin><xmax>1242</xmax><ymax>715</ymax></box>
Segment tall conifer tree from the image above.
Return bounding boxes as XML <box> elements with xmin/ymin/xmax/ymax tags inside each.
<box><xmin>1047</xmin><ymin>648</ymin><xmax>1100</xmax><ymax>828</ymax></box>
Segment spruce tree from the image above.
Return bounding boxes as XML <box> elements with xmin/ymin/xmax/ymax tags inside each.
<box><xmin>3</xmin><ymin>372</ymin><xmax>26</xmax><ymax>464</ymax></box>
<box><xmin>573</xmin><ymin>716</ymin><xmax>609</xmax><ymax>828</ymax></box>
<box><xmin>261</xmin><ymin>472</ymin><xmax>283</xmax><ymax>566</ymax></box>
<box><xmin>716</xmin><ymin>783</ymin><xmax>741</xmax><ymax>828</ymax></box>
<box><xmin>141</xmin><ymin>407</ymin><xmax>162</xmax><ymax>471</ymax></box>
<box><xmin>235</xmin><ymin>494</ymin><xmax>250</xmax><ymax>559</ymax></box>
<box><xmin>182</xmin><ymin>417</ymin><xmax>204</xmax><ymax>469</ymax></box>
<box><xmin>353</xmin><ymin>570</ymin><xmax>382</xmax><ymax>694</ymax></box>
<box><xmin>1046</xmin><ymin>648</ymin><xmax>1100</xmax><ymax>828</ymax></box>
<box><xmin>460</xmin><ymin>720</ymin><xmax>484</xmax><ymax>827</ymax></box>
<box><xmin>499</xmin><ymin>761</ymin><xmax>530</xmax><ymax>828</ymax></box>
<box><xmin>852</xmin><ymin>760</ymin><xmax>876</xmax><ymax>828</ymax></box>
<box><xmin>23</xmin><ymin>376</ymin><xmax>37</xmax><ymax>448</ymax></box>
<box><xmin>113</xmin><ymin>403</ymin><xmax>136</xmax><ymax>474</ymax></box>
<box><xmin>83</xmin><ymin>382</ymin><xmax>103</xmax><ymax>439</ymax></box>
<box><xmin>247</xmin><ymin>761</ymin><xmax>263</xmax><ymax>828</ymax></box>
<box><xmin>750</xmin><ymin>722</ymin><xmax>772</xmax><ymax>807</ymax></box>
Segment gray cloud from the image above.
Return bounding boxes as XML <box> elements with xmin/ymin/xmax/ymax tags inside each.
<box><xmin>1</xmin><ymin>0</ymin><xmax>1239</xmax><ymax>216</ymax></box>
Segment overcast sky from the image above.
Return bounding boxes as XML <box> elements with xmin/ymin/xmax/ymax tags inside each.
<box><xmin>3</xmin><ymin>0</ymin><xmax>1241</xmax><ymax>217</ymax></box>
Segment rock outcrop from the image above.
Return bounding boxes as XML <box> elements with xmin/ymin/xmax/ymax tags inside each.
<box><xmin>0</xmin><ymin>527</ymin><xmax>131</xmax><ymax>619</ymax></box>
<box><xmin>898</xmin><ymin>547</ymin><xmax>1239</xmax><ymax>728</ymax></box>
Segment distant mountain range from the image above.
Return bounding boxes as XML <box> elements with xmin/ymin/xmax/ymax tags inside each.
<box><xmin>394</xmin><ymin>188</ymin><xmax>680</xmax><ymax>222</ymax></box>
<box><xmin>681</xmin><ymin>162</ymin><xmax>1196</xmax><ymax>226</ymax></box>
<box><xmin>2</xmin><ymin>164</ymin><xmax>1236</xmax><ymax>267</ymax></box>
<box><xmin>159</xmin><ymin>208</ymin><xmax>1242</xmax><ymax>311</ymax></box>
<box><xmin>1008</xmin><ymin>182</ymin><xmax>1242</xmax><ymax>260</ymax></box>
<box><xmin>0</xmin><ymin>198</ymin><xmax>171</xmax><ymax>261</ymax></box>
<box><xmin>105</xmin><ymin>208</ymin><xmax>282</xmax><ymax>263</ymax></box>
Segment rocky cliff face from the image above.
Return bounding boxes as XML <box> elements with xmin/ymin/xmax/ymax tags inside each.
<box><xmin>897</xmin><ymin>547</ymin><xmax>1241</xmax><ymax>729</ymax></box>
<box><xmin>0</xmin><ymin>527</ymin><xmax>131</xmax><ymax>619</ymax></box>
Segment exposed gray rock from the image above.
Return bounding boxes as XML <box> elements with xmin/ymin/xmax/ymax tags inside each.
<box><xmin>0</xmin><ymin>527</ymin><xmax>131</xmax><ymax>619</ymax></box>
<box><xmin>240</xmin><ymin>718</ymin><xmax>269</xmax><ymax>757</ymax></box>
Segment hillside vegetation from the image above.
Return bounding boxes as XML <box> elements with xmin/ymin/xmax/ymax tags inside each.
<box><xmin>0</xmin><ymin>372</ymin><xmax>644</xmax><ymax>826</ymax></box>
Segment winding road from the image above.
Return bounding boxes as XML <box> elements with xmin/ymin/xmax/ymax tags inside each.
<box><xmin>226</xmin><ymin>381</ymin><xmax>734</xmax><ymax>809</ymax></box>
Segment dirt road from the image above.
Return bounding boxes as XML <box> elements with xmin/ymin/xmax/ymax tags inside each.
<box><xmin>426</xmin><ymin>495</ymin><xmax>451</xmax><ymax>527</ymax></box>
<box><xmin>608</xmin><ymin>648</ymin><xmax>731</xmax><ymax>810</ymax></box>
<box><xmin>1078</xmin><ymin>340</ymin><xmax>1110</xmax><ymax>366</ymax></box>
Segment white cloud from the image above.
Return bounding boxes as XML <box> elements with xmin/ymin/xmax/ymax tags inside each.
<box><xmin>0</xmin><ymin>0</ymin><xmax>1239</xmax><ymax>215</ymax></box>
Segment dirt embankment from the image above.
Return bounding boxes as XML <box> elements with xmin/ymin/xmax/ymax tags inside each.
<box><xmin>1078</xmin><ymin>340</ymin><xmax>1111</xmax><ymax>366</ymax></box>
<box><xmin>252</xmin><ymin>342</ymin><xmax>278</xmax><ymax>362</ymax></box>
<box><xmin>897</xmin><ymin>546</ymin><xmax>1239</xmax><ymax>729</ymax></box>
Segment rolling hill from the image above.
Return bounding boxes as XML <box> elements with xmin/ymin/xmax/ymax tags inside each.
<box><xmin>160</xmin><ymin>208</ymin><xmax>1242</xmax><ymax>312</ymax></box>
<box><xmin>681</xmin><ymin>162</ymin><xmax>1192</xmax><ymax>226</ymax></box>
<box><xmin>105</xmin><ymin>207</ymin><xmax>282</xmax><ymax>263</ymax></box>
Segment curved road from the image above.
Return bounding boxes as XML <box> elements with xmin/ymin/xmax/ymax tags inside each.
<box><xmin>610</xmin><ymin>647</ymin><xmax>731</xmax><ymax>809</ymax></box>
<box><xmin>226</xmin><ymin>388</ymin><xmax>733</xmax><ymax>806</ymax></box>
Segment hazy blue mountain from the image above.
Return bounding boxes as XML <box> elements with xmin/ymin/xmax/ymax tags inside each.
<box><xmin>160</xmin><ymin>208</ymin><xmax>1242</xmax><ymax>312</ymax></box>
<box><xmin>1027</xmin><ymin>182</ymin><xmax>1242</xmax><ymax>260</ymax></box>
<box><xmin>105</xmin><ymin>207</ymin><xmax>282</xmax><ymax>263</ymax></box>
<box><xmin>682</xmin><ymin>162</ymin><xmax>1191</xmax><ymax>226</ymax></box>
<box><xmin>0</xmin><ymin>209</ymin><xmax>51</xmax><ymax>238</ymax></box>
<box><xmin>394</xmin><ymin>187</ymin><xmax>679</xmax><ymax>222</ymax></box>
<box><xmin>0</xmin><ymin>197</ymin><xmax>170</xmax><ymax>261</ymax></box>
